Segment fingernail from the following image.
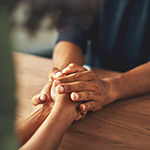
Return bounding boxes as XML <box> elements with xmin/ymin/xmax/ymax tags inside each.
<box><xmin>73</xmin><ymin>93</ymin><xmax>79</xmax><ymax>101</ymax></box>
<box><xmin>81</xmin><ymin>104</ymin><xmax>86</xmax><ymax>111</ymax></box>
<box><xmin>62</xmin><ymin>67</ymin><xmax>70</xmax><ymax>73</ymax></box>
<box><xmin>62</xmin><ymin>68</ymin><xmax>67</xmax><ymax>73</ymax></box>
<box><xmin>55</xmin><ymin>72</ymin><xmax>62</xmax><ymax>78</ymax></box>
<box><xmin>40</xmin><ymin>94</ymin><xmax>47</xmax><ymax>101</ymax></box>
<box><xmin>56</xmin><ymin>85</ymin><xmax>64</xmax><ymax>93</ymax></box>
<box><xmin>54</xmin><ymin>80</ymin><xmax>61</xmax><ymax>87</ymax></box>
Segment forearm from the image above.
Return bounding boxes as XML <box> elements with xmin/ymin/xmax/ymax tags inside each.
<box><xmin>52</xmin><ymin>41</ymin><xmax>84</xmax><ymax>70</ymax></box>
<box><xmin>105</xmin><ymin>62</ymin><xmax>150</xmax><ymax>102</ymax></box>
<box><xmin>19</xmin><ymin>96</ymin><xmax>77</xmax><ymax>150</ymax></box>
<box><xmin>16</xmin><ymin>104</ymin><xmax>51</xmax><ymax>145</ymax></box>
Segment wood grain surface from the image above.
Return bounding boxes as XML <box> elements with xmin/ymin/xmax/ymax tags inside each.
<box><xmin>13</xmin><ymin>52</ymin><xmax>150</xmax><ymax>150</ymax></box>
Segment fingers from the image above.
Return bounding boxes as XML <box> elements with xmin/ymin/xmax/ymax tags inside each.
<box><xmin>54</xmin><ymin>70</ymin><xmax>96</xmax><ymax>87</ymax></box>
<box><xmin>71</xmin><ymin>91</ymin><xmax>94</xmax><ymax>101</ymax></box>
<box><xmin>75</xmin><ymin>111</ymin><xmax>87</xmax><ymax>121</ymax></box>
<box><xmin>75</xmin><ymin>114</ymin><xmax>82</xmax><ymax>121</ymax></box>
<box><xmin>32</xmin><ymin>67</ymin><xmax>63</xmax><ymax>106</ymax></box>
<box><xmin>40</xmin><ymin>94</ymin><xmax>47</xmax><ymax>101</ymax></box>
<box><xmin>49</xmin><ymin>67</ymin><xmax>63</xmax><ymax>80</ymax></box>
<box><xmin>31</xmin><ymin>81</ymin><xmax>52</xmax><ymax>106</ymax></box>
<box><xmin>80</xmin><ymin>101</ymin><xmax>100</xmax><ymax>112</ymax></box>
<box><xmin>55</xmin><ymin>81</ymin><xmax>97</xmax><ymax>94</ymax></box>
<box><xmin>62</xmin><ymin>63</ymin><xmax>87</xmax><ymax>75</ymax></box>
<box><xmin>31</xmin><ymin>93</ymin><xmax>47</xmax><ymax>106</ymax></box>
<box><xmin>80</xmin><ymin>111</ymin><xmax>87</xmax><ymax>120</ymax></box>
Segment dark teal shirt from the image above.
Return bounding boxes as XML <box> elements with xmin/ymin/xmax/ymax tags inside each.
<box><xmin>57</xmin><ymin>0</ymin><xmax>150</xmax><ymax>72</ymax></box>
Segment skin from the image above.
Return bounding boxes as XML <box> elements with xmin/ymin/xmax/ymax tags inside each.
<box><xmin>25</xmin><ymin>41</ymin><xmax>150</xmax><ymax>149</ymax></box>
<box><xmin>31</xmin><ymin>40</ymin><xmax>84</xmax><ymax>106</ymax></box>
<box><xmin>19</xmin><ymin>79</ymin><xmax>80</xmax><ymax>150</ymax></box>
<box><xmin>54</xmin><ymin>62</ymin><xmax>150</xmax><ymax>112</ymax></box>
<box><xmin>32</xmin><ymin>41</ymin><xmax>150</xmax><ymax>118</ymax></box>
<box><xmin>31</xmin><ymin>41</ymin><xmax>86</xmax><ymax>120</ymax></box>
<box><xmin>16</xmin><ymin>80</ymin><xmax>54</xmax><ymax>145</ymax></box>
<box><xmin>31</xmin><ymin>41</ymin><xmax>84</xmax><ymax>105</ymax></box>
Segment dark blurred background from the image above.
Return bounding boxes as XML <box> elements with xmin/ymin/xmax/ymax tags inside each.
<box><xmin>10</xmin><ymin>0</ymin><xmax>99</xmax><ymax>58</ymax></box>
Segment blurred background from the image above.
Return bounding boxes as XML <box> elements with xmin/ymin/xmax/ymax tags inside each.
<box><xmin>11</xmin><ymin>1</ymin><xmax>58</xmax><ymax>58</ymax></box>
<box><xmin>10</xmin><ymin>0</ymin><xmax>97</xmax><ymax>62</ymax></box>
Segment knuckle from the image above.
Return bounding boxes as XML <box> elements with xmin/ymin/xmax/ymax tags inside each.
<box><xmin>87</xmin><ymin>71</ymin><xmax>96</xmax><ymax>79</ymax></box>
<box><xmin>85</xmin><ymin>91</ymin><xmax>92</xmax><ymax>99</ymax></box>
<box><xmin>59</xmin><ymin>78</ymin><xmax>67</xmax><ymax>83</ymax></box>
<box><xmin>93</xmin><ymin>106</ymin><xmax>99</xmax><ymax>112</ymax></box>
<box><xmin>89</xmin><ymin>102</ymin><xmax>95</xmax><ymax>111</ymax></box>
<box><xmin>77</xmin><ymin>93</ymin><xmax>81</xmax><ymax>100</ymax></box>
<box><xmin>73</xmin><ymin>73</ymin><xmax>80</xmax><ymax>80</ymax></box>
<box><xmin>92</xmin><ymin>103</ymin><xmax>99</xmax><ymax>112</ymax></box>
<box><xmin>79</xmin><ymin>82</ymin><xmax>86</xmax><ymax>89</ymax></box>
<box><xmin>88</xmin><ymin>102</ymin><xmax>101</xmax><ymax>111</ymax></box>
<box><xmin>96</xmin><ymin>104</ymin><xmax>102</xmax><ymax>111</ymax></box>
<box><xmin>64</xmin><ymin>85</ymin><xmax>71</xmax><ymax>92</ymax></box>
<box><xmin>93</xmin><ymin>83</ymin><xmax>100</xmax><ymax>90</ymax></box>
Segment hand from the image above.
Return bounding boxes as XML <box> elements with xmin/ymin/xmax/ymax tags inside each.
<box><xmin>54</xmin><ymin>63</ymin><xmax>111</xmax><ymax>113</ymax></box>
<box><xmin>31</xmin><ymin>64</ymin><xmax>88</xmax><ymax>121</ymax></box>
<box><xmin>51</xmin><ymin>78</ymin><xmax>81</xmax><ymax>119</ymax></box>
<box><xmin>31</xmin><ymin>67</ymin><xmax>63</xmax><ymax>106</ymax></box>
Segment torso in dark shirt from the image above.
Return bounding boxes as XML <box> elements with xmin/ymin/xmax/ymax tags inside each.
<box><xmin>57</xmin><ymin>0</ymin><xmax>150</xmax><ymax>72</ymax></box>
<box><xmin>91</xmin><ymin>0</ymin><xmax>150</xmax><ymax>71</ymax></box>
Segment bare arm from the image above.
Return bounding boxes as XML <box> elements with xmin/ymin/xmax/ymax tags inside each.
<box><xmin>31</xmin><ymin>41</ymin><xmax>84</xmax><ymax>106</ymax></box>
<box><xmin>53</xmin><ymin>62</ymin><xmax>150</xmax><ymax>112</ymax></box>
<box><xmin>19</xmin><ymin>80</ymin><xmax>80</xmax><ymax>150</ymax></box>
<box><xmin>16</xmin><ymin>81</ymin><xmax>53</xmax><ymax>145</ymax></box>
<box><xmin>52</xmin><ymin>41</ymin><xmax>84</xmax><ymax>70</ymax></box>
<box><xmin>16</xmin><ymin>98</ymin><xmax>52</xmax><ymax>145</ymax></box>
<box><xmin>106</xmin><ymin>61</ymin><xmax>150</xmax><ymax>102</ymax></box>
<box><xmin>19</xmin><ymin>98</ymin><xmax>77</xmax><ymax>150</ymax></box>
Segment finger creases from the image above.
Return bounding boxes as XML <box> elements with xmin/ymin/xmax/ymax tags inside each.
<box><xmin>83</xmin><ymin>101</ymin><xmax>101</xmax><ymax>112</ymax></box>
<box><xmin>71</xmin><ymin>91</ymin><xmax>94</xmax><ymax>101</ymax></box>
<box><xmin>56</xmin><ymin>70</ymin><xmax>96</xmax><ymax>84</ymax></box>
<box><xmin>56</xmin><ymin>81</ymin><xmax>95</xmax><ymax>94</ymax></box>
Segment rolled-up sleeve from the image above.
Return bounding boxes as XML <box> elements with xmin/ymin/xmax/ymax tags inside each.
<box><xmin>56</xmin><ymin>16</ymin><xmax>90</xmax><ymax>54</ymax></box>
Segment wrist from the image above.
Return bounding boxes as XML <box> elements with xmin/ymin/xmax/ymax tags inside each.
<box><xmin>53</xmin><ymin>95</ymin><xmax>78</xmax><ymax>122</ymax></box>
<box><xmin>103</xmin><ymin>74</ymin><xmax>122</xmax><ymax>103</ymax></box>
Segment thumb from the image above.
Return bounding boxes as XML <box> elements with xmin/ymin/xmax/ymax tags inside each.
<box><xmin>31</xmin><ymin>94</ymin><xmax>46</xmax><ymax>106</ymax></box>
<box><xmin>31</xmin><ymin>80</ymin><xmax>52</xmax><ymax>106</ymax></box>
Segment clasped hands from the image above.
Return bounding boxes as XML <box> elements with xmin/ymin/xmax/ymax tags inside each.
<box><xmin>31</xmin><ymin>63</ymin><xmax>111</xmax><ymax>121</ymax></box>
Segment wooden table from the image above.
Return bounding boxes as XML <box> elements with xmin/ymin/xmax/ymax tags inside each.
<box><xmin>13</xmin><ymin>52</ymin><xmax>150</xmax><ymax>150</ymax></box>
